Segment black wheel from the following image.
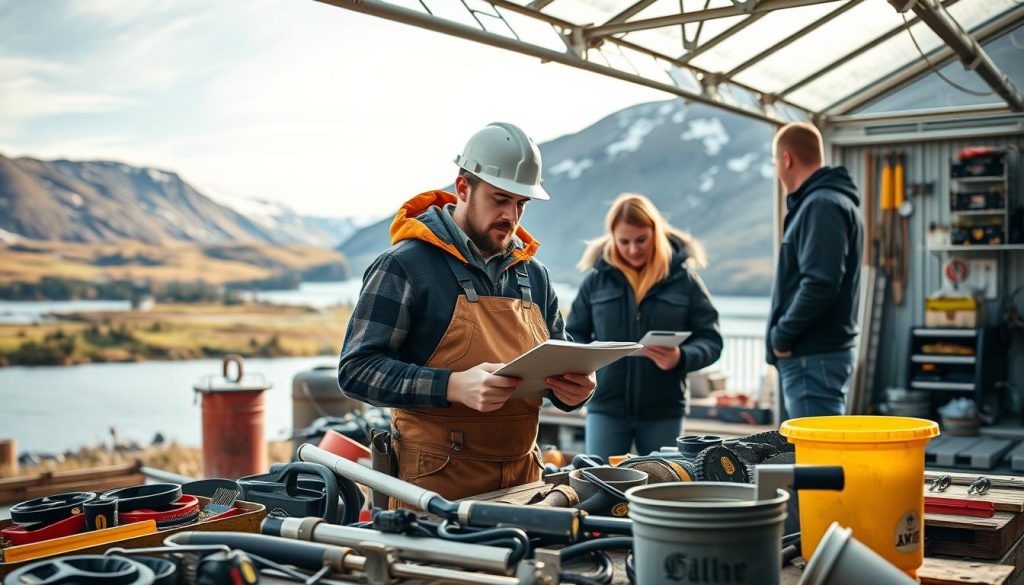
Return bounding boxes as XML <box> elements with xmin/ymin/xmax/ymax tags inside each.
<box><xmin>10</xmin><ymin>492</ymin><xmax>96</xmax><ymax>525</ymax></box>
<box><xmin>3</xmin><ymin>555</ymin><xmax>155</xmax><ymax>585</ymax></box>
<box><xmin>694</xmin><ymin>445</ymin><xmax>750</xmax><ymax>483</ymax></box>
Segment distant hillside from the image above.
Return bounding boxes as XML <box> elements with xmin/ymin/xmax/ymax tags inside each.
<box><xmin>0</xmin><ymin>239</ymin><xmax>349</xmax><ymax>291</ymax></box>
<box><xmin>341</xmin><ymin>99</ymin><xmax>776</xmax><ymax>295</ymax></box>
<box><xmin>0</xmin><ymin>154</ymin><xmax>357</xmax><ymax>248</ymax></box>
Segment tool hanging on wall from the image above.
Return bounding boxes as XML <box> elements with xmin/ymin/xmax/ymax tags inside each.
<box><xmin>879</xmin><ymin>152</ymin><xmax>895</xmax><ymax>280</ymax></box>
<box><xmin>893</xmin><ymin>151</ymin><xmax>909</xmax><ymax>306</ymax></box>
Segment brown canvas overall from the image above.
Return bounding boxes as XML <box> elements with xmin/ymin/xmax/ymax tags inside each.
<box><xmin>389</xmin><ymin>255</ymin><xmax>548</xmax><ymax>506</ymax></box>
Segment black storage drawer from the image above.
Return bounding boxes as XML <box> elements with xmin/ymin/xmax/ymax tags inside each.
<box><xmin>951</xmin><ymin>153</ymin><xmax>1005</xmax><ymax>178</ymax></box>
<box><xmin>952</xmin><ymin>190</ymin><xmax>1004</xmax><ymax>211</ymax></box>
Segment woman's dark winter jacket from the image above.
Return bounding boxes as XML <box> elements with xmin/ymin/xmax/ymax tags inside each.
<box><xmin>566</xmin><ymin>235</ymin><xmax>723</xmax><ymax>420</ymax></box>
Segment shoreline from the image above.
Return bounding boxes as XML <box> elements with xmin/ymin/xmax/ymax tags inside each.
<box><xmin>0</xmin><ymin>301</ymin><xmax>350</xmax><ymax>367</ymax></box>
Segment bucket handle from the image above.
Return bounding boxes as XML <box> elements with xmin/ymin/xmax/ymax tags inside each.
<box><xmin>223</xmin><ymin>354</ymin><xmax>245</xmax><ymax>382</ymax></box>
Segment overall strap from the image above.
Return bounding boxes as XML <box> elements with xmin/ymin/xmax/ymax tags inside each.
<box><xmin>514</xmin><ymin>262</ymin><xmax>533</xmax><ymax>306</ymax></box>
<box><xmin>443</xmin><ymin>253</ymin><xmax>479</xmax><ymax>302</ymax></box>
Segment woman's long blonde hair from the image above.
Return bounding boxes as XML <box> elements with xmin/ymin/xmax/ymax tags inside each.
<box><xmin>577</xmin><ymin>193</ymin><xmax>705</xmax><ymax>301</ymax></box>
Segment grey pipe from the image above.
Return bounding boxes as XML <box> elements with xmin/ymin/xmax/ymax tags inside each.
<box><xmin>274</xmin><ymin>517</ymin><xmax>512</xmax><ymax>574</ymax></box>
<box><xmin>297</xmin><ymin>443</ymin><xmax>439</xmax><ymax>511</ymax></box>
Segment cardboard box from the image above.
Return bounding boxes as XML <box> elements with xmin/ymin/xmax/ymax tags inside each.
<box><xmin>0</xmin><ymin>498</ymin><xmax>266</xmax><ymax>577</ymax></box>
<box><xmin>925</xmin><ymin>295</ymin><xmax>983</xmax><ymax>328</ymax></box>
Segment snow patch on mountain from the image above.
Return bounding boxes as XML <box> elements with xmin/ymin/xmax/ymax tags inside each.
<box><xmin>681</xmin><ymin>118</ymin><xmax>730</xmax><ymax>156</ymax></box>
<box><xmin>550</xmin><ymin>158</ymin><xmax>594</xmax><ymax>180</ymax></box>
<box><xmin>0</xmin><ymin>227</ymin><xmax>23</xmax><ymax>244</ymax></box>
<box><xmin>145</xmin><ymin>169</ymin><xmax>173</xmax><ymax>184</ymax></box>
<box><xmin>606</xmin><ymin>117</ymin><xmax>657</xmax><ymax>159</ymax></box>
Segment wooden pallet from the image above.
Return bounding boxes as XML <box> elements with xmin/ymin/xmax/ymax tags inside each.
<box><xmin>924</xmin><ymin>481</ymin><xmax>1024</xmax><ymax>513</ymax></box>
<box><xmin>919</xmin><ymin>558</ymin><xmax>1015</xmax><ymax>585</ymax></box>
<box><xmin>927</xmin><ymin>510</ymin><xmax>1024</xmax><ymax>559</ymax></box>
<box><xmin>927</xmin><ymin>435</ymin><xmax>1015</xmax><ymax>470</ymax></box>
<box><xmin>0</xmin><ymin>462</ymin><xmax>144</xmax><ymax>506</ymax></box>
<box><xmin>926</xmin><ymin>471</ymin><xmax>1024</xmax><ymax>489</ymax></box>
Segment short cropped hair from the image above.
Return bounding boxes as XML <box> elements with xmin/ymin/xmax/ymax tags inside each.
<box><xmin>774</xmin><ymin>122</ymin><xmax>823</xmax><ymax>166</ymax></box>
<box><xmin>458</xmin><ymin>168</ymin><xmax>481</xmax><ymax>192</ymax></box>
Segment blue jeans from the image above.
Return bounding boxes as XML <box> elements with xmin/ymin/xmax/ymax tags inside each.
<box><xmin>585</xmin><ymin>413</ymin><xmax>682</xmax><ymax>459</ymax></box>
<box><xmin>777</xmin><ymin>349</ymin><xmax>854</xmax><ymax>421</ymax></box>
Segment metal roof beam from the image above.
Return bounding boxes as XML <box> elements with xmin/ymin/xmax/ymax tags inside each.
<box><xmin>314</xmin><ymin>0</ymin><xmax>794</xmax><ymax>124</ymax></box>
<box><xmin>899</xmin><ymin>0</ymin><xmax>1024</xmax><ymax>111</ymax></box>
<box><xmin>724</xmin><ymin>0</ymin><xmax>861</xmax><ymax>78</ymax></box>
<box><xmin>483</xmin><ymin>0</ymin><xmax>813</xmax><ymax>116</ymax></box>
<box><xmin>677</xmin><ymin>13</ymin><xmax>767</xmax><ymax>64</ymax></box>
<box><xmin>778</xmin><ymin>0</ymin><xmax>959</xmax><ymax>98</ymax></box>
<box><xmin>826</xmin><ymin>4</ymin><xmax>1024</xmax><ymax>115</ymax></box>
<box><xmin>603</xmin><ymin>0</ymin><xmax>659</xmax><ymax>26</ymax></box>
<box><xmin>582</xmin><ymin>0</ymin><xmax>843</xmax><ymax>39</ymax></box>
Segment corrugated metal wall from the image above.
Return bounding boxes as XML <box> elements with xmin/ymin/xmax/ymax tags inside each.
<box><xmin>834</xmin><ymin>136</ymin><xmax>1024</xmax><ymax>414</ymax></box>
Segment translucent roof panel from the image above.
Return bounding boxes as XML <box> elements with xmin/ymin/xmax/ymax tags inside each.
<box><xmin>688</xmin><ymin>3</ymin><xmax>843</xmax><ymax>73</ymax></box>
<box><xmin>320</xmin><ymin>0</ymin><xmax>1024</xmax><ymax>120</ymax></box>
<box><xmin>789</xmin><ymin>0</ymin><xmax>1020</xmax><ymax>113</ymax></box>
<box><xmin>622</xmin><ymin>15</ymin><xmax>747</xmax><ymax>60</ymax></box>
<box><xmin>854</xmin><ymin>23</ymin><xmax>1024</xmax><ymax>114</ymax></box>
<box><xmin>730</xmin><ymin>1</ymin><xmax>904</xmax><ymax>94</ymax></box>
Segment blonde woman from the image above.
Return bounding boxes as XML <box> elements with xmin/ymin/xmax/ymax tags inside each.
<box><xmin>567</xmin><ymin>194</ymin><xmax>723</xmax><ymax>458</ymax></box>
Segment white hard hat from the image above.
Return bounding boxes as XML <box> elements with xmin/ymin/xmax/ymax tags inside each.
<box><xmin>454</xmin><ymin>122</ymin><xmax>549</xmax><ymax>201</ymax></box>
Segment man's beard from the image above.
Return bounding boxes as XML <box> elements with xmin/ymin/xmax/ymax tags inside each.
<box><xmin>465</xmin><ymin>213</ymin><xmax>515</xmax><ymax>258</ymax></box>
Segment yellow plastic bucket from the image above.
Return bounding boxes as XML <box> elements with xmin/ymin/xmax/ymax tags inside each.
<box><xmin>780</xmin><ymin>416</ymin><xmax>939</xmax><ymax>578</ymax></box>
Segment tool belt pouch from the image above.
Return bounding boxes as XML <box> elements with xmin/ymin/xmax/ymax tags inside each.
<box><xmin>370</xmin><ymin>429</ymin><xmax>397</xmax><ymax>509</ymax></box>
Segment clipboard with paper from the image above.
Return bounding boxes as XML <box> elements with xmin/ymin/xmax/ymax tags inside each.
<box><xmin>494</xmin><ymin>339</ymin><xmax>643</xmax><ymax>399</ymax></box>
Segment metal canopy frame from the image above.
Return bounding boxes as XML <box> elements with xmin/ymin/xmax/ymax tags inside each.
<box><xmin>316</xmin><ymin>0</ymin><xmax>1024</xmax><ymax>125</ymax></box>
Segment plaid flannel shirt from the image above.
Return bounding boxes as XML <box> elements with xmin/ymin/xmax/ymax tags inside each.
<box><xmin>337</xmin><ymin>247</ymin><xmax>570</xmax><ymax>409</ymax></box>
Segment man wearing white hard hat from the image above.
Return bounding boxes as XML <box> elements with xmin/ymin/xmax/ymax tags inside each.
<box><xmin>338</xmin><ymin>122</ymin><xmax>596</xmax><ymax>503</ymax></box>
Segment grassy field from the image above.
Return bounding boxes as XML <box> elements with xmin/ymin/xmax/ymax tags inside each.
<box><xmin>0</xmin><ymin>302</ymin><xmax>352</xmax><ymax>366</ymax></box>
<box><xmin>0</xmin><ymin>240</ymin><xmax>349</xmax><ymax>285</ymax></box>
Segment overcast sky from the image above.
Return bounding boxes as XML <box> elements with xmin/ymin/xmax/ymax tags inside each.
<box><xmin>0</xmin><ymin>0</ymin><xmax>670</xmax><ymax>222</ymax></box>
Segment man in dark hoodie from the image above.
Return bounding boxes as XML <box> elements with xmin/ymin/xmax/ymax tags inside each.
<box><xmin>767</xmin><ymin>122</ymin><xmax>863</xmax><ymax>420</ymax></box>
<box><xmin>338</xmin><ymin>122</ymin><xmax>596</xmax><ymax>503</ymax></box>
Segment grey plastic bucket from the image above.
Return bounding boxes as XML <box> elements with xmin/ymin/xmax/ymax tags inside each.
<box><xmin>800</xmin><ymin>522</ymin><xmax>918</xmax><ymax>585</ymax></box>
<box><xmin>626</xmin><ymin>482</ymin><xmax>789</xmax><ymax>585</ymax></box>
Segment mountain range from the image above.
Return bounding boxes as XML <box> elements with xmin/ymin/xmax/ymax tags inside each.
<box><xmin>341</xmin><ymin>99</ymin><xmax>776</xmax><ymax>295</ymax></box>
<box><xmin>0</xmin><ymin>154</ymin><xmax>355</xmax><ymax>249</ymax></box>
<box><xmin>0</xmin><ymin>98</ymin><xmax>776</xmax><ymax>295</ymax></box>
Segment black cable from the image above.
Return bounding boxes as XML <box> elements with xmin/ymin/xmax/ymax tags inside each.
<box><xmin>580</xmin><ymin>516</ymin><xmax>633</xmax><ymax>536</ymax></box>
<box><xmin>558</xmin><ymin>537</ymin><xmax>632</xmax><ymax>562</ymax></box>
<box><xmin>436</xmin><ymin>520</ymin><xmax>530</xmax><ymax>563</ymax></box>
<box><xmin>560</xmin><ymin>551</ymin><xmax>614</xmax><ymax>585</ymax></box>
<box><xmin>246</xmin><ymin>552</ymin><xmax>317</xmax><ymax>582</ymax></box>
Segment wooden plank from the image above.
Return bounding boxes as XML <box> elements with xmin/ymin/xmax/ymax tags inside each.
<box><xmin>996</xmin><ymin>530</ymin><xmax>1024</xmax><ymax>585</ymax></box>
<box><xmin>0</xmin><ymin>474</ymin><xmax>146</xmax><ymax>506</ymax></box>
<box><xmin>927</xmin><ymin>511</ymin><xmax>1014</xmax><ymax>530</ymax></box>
<box><xmin>0</xmin><ymin>462</ymin><xmax>141</xmax><ymax>491</ymax></box>
<box><xmin>926</xmin><ymin>511</ymin><xmax>1024</xmax><ymax>559</ymax></box>
<box><xmin>920</xmin><ymin>557</ymin><xmax>1014</xmax><ymax>585</ymax></box>
<box><xmin>926</xmin><ymin>471</ymin><xmax>1024</xmax><ymax>489</ymax></box>
<box><xmin>924</xmin><ymin>484</ymin><xmax>1024</xmax><ymax>512</ymax></box>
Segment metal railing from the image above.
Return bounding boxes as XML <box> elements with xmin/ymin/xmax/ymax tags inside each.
<box><xmin>709</xmin><ymin>333</ymin><xmax>767</xmax><ymax>394</ymax></box>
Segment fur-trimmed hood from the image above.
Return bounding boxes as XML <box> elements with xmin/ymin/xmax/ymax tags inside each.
<box><xmin>577</xmin><ymin>229</ymin><xmax>708</xmax><ymax>274</ymax></box>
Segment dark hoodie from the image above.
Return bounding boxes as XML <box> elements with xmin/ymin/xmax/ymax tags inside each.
<box><xmin>566</xmin><ymin>235</ymin><xmax>723</xmax><ymax>420</ymax></box>
<box><xmin>767</xmin><ymin>166</ymin><xmax>864</xmax><ymax>364</ymax></box>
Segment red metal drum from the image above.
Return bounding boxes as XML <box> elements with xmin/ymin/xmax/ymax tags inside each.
<box><xmin>193</xmin><ymin>355</ymin><xmax>272</xmax><ymax>479</ymax></box>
